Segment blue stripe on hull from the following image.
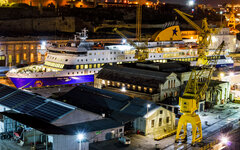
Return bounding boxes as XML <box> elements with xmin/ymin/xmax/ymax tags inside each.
<box><xmin>9</xmin><ymin>75</ymin><xmax>94</xmax><ymax>89</ymax></box>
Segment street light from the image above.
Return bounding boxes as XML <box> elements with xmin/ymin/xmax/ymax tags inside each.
<box><xmin>121</xmin><ymin>86</ymin><xmax>126</xmax><ymax>92</ymax></box>
<box><xmin>220</xmin><ymin>136</ymin><xmax>229</xmax><ymax>145</ymax></box>
<box><xmin>188</xmin><ymin>0</ymin><xmax>194</xmax><ymax>6</ymax></box>
<box><xmin>220</xmin><ymin>72</ymin><xmax>225</xmax><ymax>79</ymax></box>
<box><xmin>147</xmin><ymin>104</ymin><xmax>151</xmax><ymax>115</ymax></box>
<box><xmin>77</xmin><ymin>133</ymin><xmax>85</xmax><ymax>150</ymax></box>
<box><xmin>229</xmin><ymin>72</ymin><xmax>234</xmax><ymax>77</ymax></box>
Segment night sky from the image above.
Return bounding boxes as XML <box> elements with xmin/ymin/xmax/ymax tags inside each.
<box><xmin>163</xmin><ymin>0</ymin><xmax>238</xmax><ymax>7</ymax></box>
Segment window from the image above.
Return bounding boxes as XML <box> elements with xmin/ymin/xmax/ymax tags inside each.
<box><xmin>89</xmin><ymin>64</ymin><xmax>92</xmax><ymax>69</ymax></box>
<box><xmin>16</xmin><ymin>54</ymin><xmax>20</xmax><ymax>63</ymax></box>
<box><xmin>166</xmin><ymin>117</ymin><xmax>170</xmax><ymax>124</ymax></box>
<box><xmin>138</xmin><ymin>86</ymin><xmax>141</xmax><ymax>91</ymax></box>
<box><xmin>168</xmin><ymin>80</ymin><xmax>170</xmax><ymax>88</ymax></box>
<box><xmin>80</xmin><ymin>65</ymin><xmax>84</xmax><ymax>69</ymax></box>
<box><xmin>65</xmin><ymin>59</ymin><xmax>68</xmax><ymax>62</ymax></box>
<box><xmin>37</xmin><ymin>53</ymin><xmax>41</xmax><ymax>62</ymax></box>
<box><xmin>30</xmin><ymin>53</ymin><xmax>34</xmax><ymax>62</ymax></box>
<box><xmin>132</xmin><ymin>85</ymin><xmax>136</xmax><ymax>90</ymax></box>
<box><xmin>159</xmin><ymin>118</ymin><xmax>162</xmax><ymax>126</ymax></box>
<box><xmin>151</xmin><ymin>120</ymin><xmax>155</xmax><ymax>128</ymax></box>
<box><xmin>159</xmin><ymin>110</ymin><xmax>163</xmax><ymax>114</ymax></box>
<box><xmin>84</xmin><ymin>65</ymin><xmax>88</xmax><ymax>69</ymax></box>
<box><xmin>76</xmin><ymin>65</ymin><xmax>79</xmax><ymax>69</ymax></box>
<box><xmin>23</xmin><ymin>53</ymin><xmax>27</xmax><ymax>60</ymax></box>
<box><xmin>119</xmin><ymin>128</ymin><xmax>123</xmax><ymax>133</ymax></box>
<box><xmin>149</xmin><ymin>88</ymin><xmax>153</xmax><ymax>93</ymax></box>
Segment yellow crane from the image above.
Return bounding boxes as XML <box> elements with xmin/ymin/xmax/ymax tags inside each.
<box><xmin>113</xmin><ymin>28</ymin><xmax>149</xmax><ymax>62</ymax></box>
<box><xmin>174</xmin><ymin>9</ymin><xmax>212</xmax><ymax>66</ymax></box>
<box><xmin>175</xmin><ymin>41</ymin><xmax>224</xmax><ymax>145</ymax></box>
<box><xmin>174</xmin><ymin>9</ymin><xmax>225</xmax><ymax>145</ymax></box>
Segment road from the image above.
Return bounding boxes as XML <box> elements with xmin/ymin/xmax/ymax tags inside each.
<box><xmin>90</xmin><ymin>103</ymin><xmax>240</xmax><ymax>150</ymax></box>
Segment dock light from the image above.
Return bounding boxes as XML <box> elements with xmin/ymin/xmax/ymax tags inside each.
<box><xmin>188</xmin><ymin>0</ymin><xmax>194</xmax><ymax>6</ymax></box>
<box><xmin>220</xmin><ymin>11</ymin><xmax>223</xmax><ymax>15</ymax></box>
<box><xmin>146</xmin><ymin>104</ymin><xmax>151</xmax><ymax>116</ymax></box>
<box><xmin>147</xmin><ymin>104</ymin><xmax>151</xmax><ymax>108</ymax></box>
<box><xmin>77</xmin><ymin>133</ymin><xmax>84</xmax><ymax>141</ymax></box>
<box><xmin>229</xmin><ymin>72</ymin><xmax>234</xmax><ymax>77</ymax></box>
<box><xmin>220</xmin><ymin>136</ymin><xmax>229</xmax><ymax>145</ymax></box>
<box><xmin>122</xmin><ymin>39</ymin><xmax>126</xmax><ymax>44</ymax></box>
<box><xmin>77</xmin><ymin>133</ymin><xmax>85</xmax><ymax>150</ymax></box>
<box><xmin>121</xmin><ymin>87</ymin><xmax>126</xmax><ymax>92</ymax></box>
<box><xmin>41</xmin><ymin>41</ymin><xmax>46</xmax><ymax>49</ymax></box>
<box><xmin>220</xmin><ymin>73</ymin><xmax>225</xmax><ymax>78</ymax></box>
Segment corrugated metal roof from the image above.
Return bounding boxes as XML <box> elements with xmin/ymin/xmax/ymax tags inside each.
<box><xmin>97</xmin><ymin>65</ymin><xmax>171</xmax><ymax>88</ymax></box>
<box><xmin>61</xmin><ymin>86</ymin><xmax>160</xmax><ymax>123</ymax></box>
<box><xmin>0</xmin><ymin>84</ymin><xmax>75</xmax><ymax>122</ymax></box>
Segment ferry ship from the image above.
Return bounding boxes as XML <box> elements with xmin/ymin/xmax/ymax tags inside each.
<box><xmin>6</xmin><ymin>28</ymin><xmax>234</xmax><ymax>89</ymax></box>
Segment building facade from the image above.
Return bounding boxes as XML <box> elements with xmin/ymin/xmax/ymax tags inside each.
<box><xmin>94</xmin><ymin>65</ymin><xmax>181</xmax><ymax>103</ymax></box>
<box><xmin>0</xmin><ymin>38</ymin><xmax>69</xmax><ymax>67</ymax></box>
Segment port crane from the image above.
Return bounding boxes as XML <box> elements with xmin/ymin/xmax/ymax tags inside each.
<box><xmin>112</xmin><ymin>0</ymin><xmax>149</xmax><ymax>62</ymax></box>
<box><xmin>113</xmin><ymin>28</ymin><xmax>148</xmax><ymax>62</ymax></box>
<box><xmin>174</xmin><ymin>9</ymin><xmax>213</xmax><ymax>66</ymax></box>
<box><xmin>174</xmin><ymin>9</ymin><xmax>225</xmax><ymax>145</ymax></box>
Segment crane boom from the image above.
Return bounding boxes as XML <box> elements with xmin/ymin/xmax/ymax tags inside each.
<box><xmin>176</xmin><ymin>41</ymin><xmax>225</xmax><ymax>145</ymax></box>
<box><xmin>113</xmin><ymin>28</ymin><xmax>149</xmax><ymax>62</ymax></box>
<box><xmin>174</xmin><ymin>9</ymin><xmax>203</xmax><ymax>33</ymax></box>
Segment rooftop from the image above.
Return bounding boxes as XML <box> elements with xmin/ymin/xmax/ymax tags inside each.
<box><xmin>0</xmin><ymin>84</ymin><xmax>75</xmax><ymax>122</ymax></box>
<box><xmin>97</xmin><ymin>65</ymin><xmax>171</xmax><ymax>88</ymax></box>
<box><xmin>60</xmin><ymin>85</ymin><xmax>159</xmax><ymax>122</ymax></box>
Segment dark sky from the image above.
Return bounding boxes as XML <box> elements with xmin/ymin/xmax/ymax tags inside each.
<box><xmin>163</xmin><ymin>0</ymin><xmax>237</xmax><ymax>7</ymax></box>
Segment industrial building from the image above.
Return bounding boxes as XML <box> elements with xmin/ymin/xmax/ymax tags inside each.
<box><xmin>59</xmin><ymin>85</ymin><xmax>176</xmax><ymax>136</ymax></box>
<box><xmin>0</xmin><ymin>84</ymin><xmax>124</xmax><ymax>150</ymax></box>
<box><xmin>94</xmin><ymin>62</ymin><xmax>231</xmax><ymax>114</ymax></box>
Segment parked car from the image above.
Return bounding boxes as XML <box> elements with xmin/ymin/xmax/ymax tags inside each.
<box><xmin>118</xmin><ymin>136</ymin><xmax>131</xmax><ymax>145</ymax></box>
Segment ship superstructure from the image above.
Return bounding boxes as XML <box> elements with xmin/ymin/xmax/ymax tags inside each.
<box><xmin>6</xmin><ymin>29</ymin><xmax>234</xmax><ymax>89</ymax></box>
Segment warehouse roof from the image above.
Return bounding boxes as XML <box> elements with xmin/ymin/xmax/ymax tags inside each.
<box><xmin>1</xmin><ymin>112</ymin><xmax>68</xmax><ymax>135</ymax></box>
<box><xmin>97</xmin><ymin>65</ymin><xmax>172</xmax><ymax>88</ymax></box>
<box><xmin>61</xmin><ymin>118</ymin><xmax>123</xmax><ymax>133</ymax></box>
<box><xmin>60</xmin><ymin>85</ymin><xmax>160</xmax><ymax>122</ymax></box>
<box><xmin>0</xmin><ymin>84</ymin><xmax>75</xmax><ymax>122</ymax></box>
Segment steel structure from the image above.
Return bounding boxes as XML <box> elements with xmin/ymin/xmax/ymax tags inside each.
<box><xmin>174</xmin><ymin>9</ymin><xmax>213</xmax><ymax>66</ymax></box>
<box><xmin>174</xmin><ymin>9</ymin><xmax>225</xmax><ymax>145</ymax></box>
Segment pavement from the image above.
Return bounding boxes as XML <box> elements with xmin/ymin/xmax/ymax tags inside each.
<box><xmin>90</xmin><ymin>103</ymin><xmax>240</xmax><ymax>150</ymax></box>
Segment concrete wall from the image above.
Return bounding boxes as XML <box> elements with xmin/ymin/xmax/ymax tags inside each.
<box><xmin>52</xmin><ymin>126</ymin><xmax>124</xmax><ymax>150</ymax></box>
<box><xmin>53</xmin><ymin>135</ymin><xmax>89</xmax><ymax>150</ymax></box>
<box><xmin>52</xmin><ymin>109</ymin><xmax>103</xmax><ymax>126</ymax></box>
<box><xmin>160</xmin><ymin>73</ymin><xmax>181</xmax><ymax>102</ymax></box>
<box><xmin>134</xmin><ymin>107</ymin><xmax>175</xmax><ymax>135</ymax></box>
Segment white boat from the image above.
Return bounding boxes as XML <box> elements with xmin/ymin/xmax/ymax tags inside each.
<box><xmin>6</xmin><ymin>29</ymin><xmax>234</xmax><ymax>89</ymax></box>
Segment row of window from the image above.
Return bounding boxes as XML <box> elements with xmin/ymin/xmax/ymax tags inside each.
<box><xmin>45</xmin><ymin>61</ymin><xmax>64</xmax><ymax>69</ymax></box>
<box><xmin>88</xmin><ymin>51</ymin><xmax>124</xmax><ymax>55</ymax></box>
<box><xmin>168</xmin><ymin>80</ymin><xmax>176</xmax><ymax>89</ymax></box>
<box><xmin>8</xmin><ymin>53</ymin><xmax>41</xmax><ymax>63</ymax></box>
<box><xmin>67</xmin><ymin>70</ymin><xmax>98</xmax><ymax>75</ymax></box>
<box><xmin>102</xmin><ymin>80</ymin><xmax>154</xmax><ymax>93</ymax></box>
<box><xmin>0</xmin><ymin>44</ymin><xmax>42</xmax><ymax>51</ymax></box>
<box><xmin>151</xmin><ymin>117</ymin><xmax>170</xmax><ymax>128</ymax></box>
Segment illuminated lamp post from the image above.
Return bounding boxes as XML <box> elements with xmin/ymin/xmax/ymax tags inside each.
<box><xmin>77</xmin><ymin>133</ymin><xmax>85</xmax><ymax>150</ymax></box>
